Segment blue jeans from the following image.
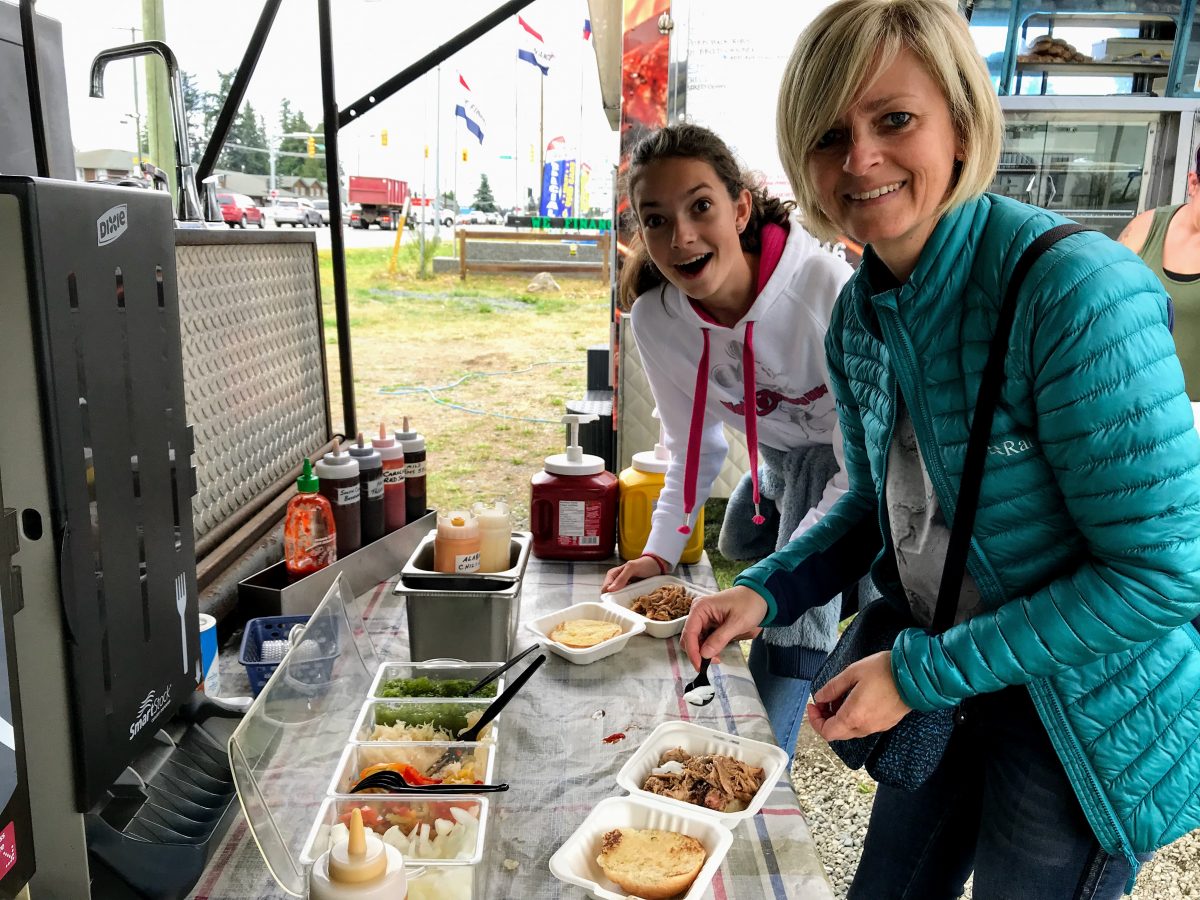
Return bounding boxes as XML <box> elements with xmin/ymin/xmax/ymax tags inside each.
<box><xmin>848</xmin><ymin>686</ymin><xmax>1145</xmax><ymax>900</ymax></box>
<box><xmin>748</xmin><ymin>636</ymin><xmax>811</xmax><ymax>759</ymax></box>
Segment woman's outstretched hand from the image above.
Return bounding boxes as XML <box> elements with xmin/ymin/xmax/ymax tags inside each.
<box><xmin>680</xmin><ymin>586</ymin><xmax>767</xmax><ymax>669</ymax></box>
<box><xmin>601</xmin><ymin>555</ymin><xmax>663</xmax><ymax>593</ymax></box>
<box><xmin>807</xmin><ymin>651</ymin><xmax>911</xmax><ymax>742</ymax></box>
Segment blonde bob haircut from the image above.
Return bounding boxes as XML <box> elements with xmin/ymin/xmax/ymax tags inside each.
<box><xmin>777</xmin><ymin>0</ymin><xmax>1002</xmax><ymax>243</ymax></box>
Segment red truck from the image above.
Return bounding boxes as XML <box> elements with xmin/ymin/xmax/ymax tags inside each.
<box><xmin>348</xmin><ymin>176</ymin><xmax>409</xmax><ymax>230</ymax></box>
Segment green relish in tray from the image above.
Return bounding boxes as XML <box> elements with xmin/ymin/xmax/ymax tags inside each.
<box><xmin>377</xmin><ymin>676</ymin><xmax>498</xmax><ymax>699</ymax></box>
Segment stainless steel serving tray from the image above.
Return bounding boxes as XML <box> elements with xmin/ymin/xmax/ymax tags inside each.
<box><xmin>400</xmin><ymin>530</ymin><xmax>532</xmax><ymax>584</ymax></box>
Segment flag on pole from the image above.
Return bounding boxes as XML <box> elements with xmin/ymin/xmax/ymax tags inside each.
<box><xmin>582</xmin><ymin>18</ymin><xmax>592</xmax><ymax>40</ymax></box>
<box><xmin>455</xmin><ymin>73</ymin><xmax>486</xmax><ymax>144</ymax></box>
<box><xmin>517</xmin><ymin>15</ymin><xmax>553</xmax><ymax>75</ymax></box>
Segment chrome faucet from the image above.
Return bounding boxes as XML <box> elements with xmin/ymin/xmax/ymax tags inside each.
<box><xmin>89</xmin><ymin>40</ymin><xmax>214</xmax><ymax>223</ymax></box>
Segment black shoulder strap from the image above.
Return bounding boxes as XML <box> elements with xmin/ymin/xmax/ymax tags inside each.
<box><xmin>932</xmin><ymin>223</ymin><xmax>1090</xmax><ymax>634</ymax></box>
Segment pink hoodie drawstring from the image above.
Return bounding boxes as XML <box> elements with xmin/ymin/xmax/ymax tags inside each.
<box><xmin>679</xmin><ymin>328</ymin><xmax>711</xmax><ymax>535</ymax></box>
<box><xmin>743</xmin><ymin>321</ymin><xmax>765</xmax><ymax>525</ymax></box>
<box><xmin>678</xmin><ymin>221</ymin><xmax>787</xmax><ymax>534</ymax></box>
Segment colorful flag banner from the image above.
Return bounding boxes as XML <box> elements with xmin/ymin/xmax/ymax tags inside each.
<box><xmin>583</xmin><ymin>18</ymin><xmax>592</xmax><ymax>40</ymax></box>
<box><xmin>455</xmin><ymin>72</ymin><xmax>486</xmax><ymax>144</ymax></box>
<box><xmin>517</xmin><ymin>15</ymin><xmax>553</xmax><ymax>75</ymax></box>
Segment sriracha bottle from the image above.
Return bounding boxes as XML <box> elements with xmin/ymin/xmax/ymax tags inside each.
<box><xmin>284</xmin><ymin>458</ymin><xmax>337</xmax><ymax>579</ymax></box>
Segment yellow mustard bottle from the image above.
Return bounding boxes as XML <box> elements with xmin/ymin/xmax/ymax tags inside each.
<box><xmin>618</xmin><ymin>412</ymin><xmax>704</xmax><ymax>563</ymax></box>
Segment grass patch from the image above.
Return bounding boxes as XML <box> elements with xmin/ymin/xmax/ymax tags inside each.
<box><xmin>317</xmin><ymin>242</ymin><xmax>609</xmax><ymax>526</ymax></box>
<box><xmin>703</xmin><ymin>497</ymin><xmax>757</xmax><ymax>590</ymax></box>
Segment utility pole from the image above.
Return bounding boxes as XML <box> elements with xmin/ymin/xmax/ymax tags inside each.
<box><xmin>142</xmin><ymin>0</ymin><xmax>175</xmax><ymax>202</ymax></box>
<box><xmin>116</xmin><ymin>26</ymin><xmax>145</xmax><ymax>167</ymax></box>
<box><xmin>538</xmin><ymin>75</ymin><xmax>545</xmax><ymax>214</ymax></box>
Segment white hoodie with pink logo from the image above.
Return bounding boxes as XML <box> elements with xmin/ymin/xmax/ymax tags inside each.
<box><xmin>630</xmin><ymin>216</ymin><xmax>854</xmax><ymax>566</ymax></box>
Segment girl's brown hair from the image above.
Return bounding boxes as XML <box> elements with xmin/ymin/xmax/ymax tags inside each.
<box><xmin>619</xmin><ymin>124</ymin><xmax>794</xmax><ymax>310</ymax></box>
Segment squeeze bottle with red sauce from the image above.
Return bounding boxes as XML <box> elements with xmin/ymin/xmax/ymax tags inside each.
<box><xmin>283</xmin><ymin>458</ymin><xmax>337</xmax><ymax>579</ymax></box>
<box><xmin>531</xmin><ymin>413</ymin><xmax>617</xmax><ymax>560</ymax></box>
<box><xmin>372</xmin><ymin>422</ymin><xmax>407</xmax><ymax>534</ymax></box>
<box><xmin>316</xmin><ymin>439</ymin><xmax>362</xmax><ymax>556</ymax></box>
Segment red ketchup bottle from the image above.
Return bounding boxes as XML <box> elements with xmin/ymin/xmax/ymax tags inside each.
<box><xmin>531</xmin><ymin>413</ymin><xmax>617</xmax><ymax>560</ymax></box>
<box><xmin>284</xmin><ymin>458</ymin><xmax>337</xmax><ymax>579</ymax></box>
<box><xmin>372</xmin><ymin>422</ymin><xmax>407</xmax><ymax>534</ymax></box>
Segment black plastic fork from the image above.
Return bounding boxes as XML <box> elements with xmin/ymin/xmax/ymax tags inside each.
<box><xmin>349</xmin><ymin>769</ymin><xmax>510</xmax><ymax>794</ymax></box>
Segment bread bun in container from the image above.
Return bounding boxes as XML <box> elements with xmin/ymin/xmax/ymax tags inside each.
<box><xmin>595</xmin><ymin>827</ymin><xmax>706</xmax><ymax>899</ymax></box>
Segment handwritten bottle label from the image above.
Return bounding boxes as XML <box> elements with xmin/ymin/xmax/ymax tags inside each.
<box><xmin>383</xmin><ymin>468</ymin><xmax>406</xmax><ymax>485</ymax></box>
<box><xmin>336</xmin><ymin>483</ymin><xmax>360</xmax><ymax>506</ymax></box>
<box><xmin>455</xmin><ymin>552</ymin><xmax>481</xmax><ymax>573</ymax></box>
<box><xmin>405</xmin><ymin>459</ymin><xmax>426</xmax><ymax>478</ymax></box>
<box><xmin>366</xmin><ymin>475</ymin><xmax>384</xmax><ymax>500</ymax></box>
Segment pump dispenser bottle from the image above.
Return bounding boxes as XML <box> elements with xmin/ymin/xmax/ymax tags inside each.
<box><xmin>619</xmin><ymin>409</ymin><xmax>704</xmax><ymax>563</ymax></box>
<box><xmin>308</xmin><ymin>807</ymin><xmax>407</xmax><ymax>900</ymax></box>
<box><xmin>531</xmin><ymin>413</ymin><xmax>618</xmax><ymax>560</ymax></box>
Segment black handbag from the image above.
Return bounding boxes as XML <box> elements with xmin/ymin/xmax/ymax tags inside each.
<box><xmin>809</xmin><ymin>223</ymin><xmax>1088</xmax><ymax>792</ymax></box>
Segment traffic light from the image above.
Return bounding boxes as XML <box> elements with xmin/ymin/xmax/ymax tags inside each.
<box><xmin>461</xmin><ymin>148</ymin><xmax>468</xmax><ymax>162</ymax></box>
<box><xmin>306</xmin><ymin>136</ymin><xmax>316</xmax><ymax>157</ymax></box>
<box><xmin>381</xmin><ymin>129</ymin><xmax>388</xmax><ymax>147</ymax></box>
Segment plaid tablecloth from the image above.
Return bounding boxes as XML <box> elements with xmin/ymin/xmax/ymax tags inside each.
<box><xmin>190</xmin><ymin>556</ymin><xmax>834</xmax><ymax>900</ymax></box>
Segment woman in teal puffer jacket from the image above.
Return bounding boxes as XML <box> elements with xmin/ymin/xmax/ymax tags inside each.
<box><xmin>681</xmin><ymin>1</ymin><xmax>1200</xmax><ymax>897</ymax></box>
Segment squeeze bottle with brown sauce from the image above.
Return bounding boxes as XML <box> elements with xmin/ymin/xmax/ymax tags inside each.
<box><xmin>315</xmin><ymin>439</ymin><xmax>361</xmax><ymax>556</ymax></box>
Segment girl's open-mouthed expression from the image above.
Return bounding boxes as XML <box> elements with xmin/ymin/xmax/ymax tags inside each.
<box><xmin>633</xmin><ymin>157</ymin><xmax>754</xmax><ymax>315</ymax></box>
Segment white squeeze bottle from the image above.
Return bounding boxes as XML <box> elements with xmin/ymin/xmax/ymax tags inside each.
<box><xmin>308</xmin><ymin>807</ymin><xmax>407</xmax><ymax>899</ymax></box>
<box><xmin>472</xmin><ymin>500</ymin><xmax>512</xmax><ymax>572</ymax></box>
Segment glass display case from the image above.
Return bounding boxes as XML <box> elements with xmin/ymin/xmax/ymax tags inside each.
<box><xmin>991</xmin><ymin>96</ymin><xmax>1200</xmax><ymax>236</ymax></box>
<box><xmin>968</xmin><ymin>1</ymin><xmax>1199</xmax><ymax>98</ymax></box>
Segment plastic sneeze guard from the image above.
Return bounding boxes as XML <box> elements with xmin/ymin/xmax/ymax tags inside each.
<box><xmin>228</xmin><ymin>574</ymin><xmax>380</xmax><ymax>897</ymax></box>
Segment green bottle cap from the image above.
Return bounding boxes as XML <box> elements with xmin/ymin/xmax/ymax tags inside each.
<box><xmin>296</xmin><ymin>458</ymin><xmax>319</xmax><ymax>493</ymax></box>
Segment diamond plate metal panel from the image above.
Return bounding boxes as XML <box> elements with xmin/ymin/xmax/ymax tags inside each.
<box><xmin>175</xmin><ymin>236</ymin><xmax>330</xmax><ymax>544</ymax></box>
<box><xmin>617</xmin><ymin>316</ymin><xmax>748</xmax><ymax>500</ymax></box>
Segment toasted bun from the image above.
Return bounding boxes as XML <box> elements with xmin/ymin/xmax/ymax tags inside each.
<box><xmin>595</xmin><ymin>827</ymin><xmax>706</xmax><ymax>899</ymax></box>
<box><xmin>549</xmin><ymin>618</ymin><xmax>623</xmax><ymax>648</ymax></box>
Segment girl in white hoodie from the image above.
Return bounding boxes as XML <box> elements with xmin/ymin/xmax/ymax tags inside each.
<box><xmin>602</xmin><ymin>124</ymin><xmax>855</xmax><ymax>756</ymax></box>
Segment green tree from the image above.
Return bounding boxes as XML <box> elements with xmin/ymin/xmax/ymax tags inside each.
<box><xmin>277</xmin><ymin>101</ymin><xmax>325</xmax><ymax>179</ymax></box>
<box><xmin>472</xmin><ymin>174</ymin><xmax>497</xmax><ymax>212</ymax></box>
<box><xmin>181</xmin><ymin>70</ymin><xmax>206</xmax><ymax>164</ymax></box>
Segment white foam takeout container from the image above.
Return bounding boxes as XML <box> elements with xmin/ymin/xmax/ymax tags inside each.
<box><xmin>616</xmin><ymin>720</ymin><xmax>790</xmax><ymax>825</ymax></box>
<box><xmin>524</xmin><ymin>601</ymin><xmax>646</xmax><ymax>665</ymax></box>
<box><xmin>601</xmin><ymin>574</ymin><xmax>706</xmax><ymax>639</ymax></box>
<box><xmin>548</xmin><ymin>795</ymin><xmax>733</xmax><ymax>900</ymax></box>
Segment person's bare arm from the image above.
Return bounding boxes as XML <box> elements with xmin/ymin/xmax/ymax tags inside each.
<box><xmin>1117</xmin><ymin>209</ymin><xmax>1154</xmax><ymax>255</ymax></box>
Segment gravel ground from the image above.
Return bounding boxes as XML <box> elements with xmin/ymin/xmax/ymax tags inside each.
<box><xmin>790</xmin><ymin>717</ymin><xmax>1200</xmax><ymax>899</ymax></box>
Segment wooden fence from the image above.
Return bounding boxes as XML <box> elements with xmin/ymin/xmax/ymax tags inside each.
<box><xmin>456</xmin><ymin>228</ymin><xmax>611</xmax><ymax>282</ymax></box>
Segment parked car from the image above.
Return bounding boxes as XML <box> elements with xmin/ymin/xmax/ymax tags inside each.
<box><xmin>312</xmin><ymin>198</ymin><xmax>332</xmax><ymax>226</ymax></box>
<box><xmin>484</xmin><ymin>210</ymin><xmax>504</xmax><ymax>225</ymax></box>
<box><xmin>272</xmin><ymin>197</ymin><xmax>321</xmax><ymax>227</ymax></box>
<box><xmin>217</xmin><ymin>192</ymin><xmax>264</xmax><ymax>228</ymax></box>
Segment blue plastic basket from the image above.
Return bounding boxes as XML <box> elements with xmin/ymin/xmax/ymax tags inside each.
<box><xmin>238</xmin><ymin>614</ymin><xmax>338</xmax><ymax>696</ymax></box>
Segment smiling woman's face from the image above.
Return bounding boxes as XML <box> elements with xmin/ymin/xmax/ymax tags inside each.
<box><xmin>633</xmin><ymin>157</ymin><xmax>753</xmax><ymax>313</ymax></box>
<box><xmin>808</xmin><ymin>48</ymin><xmax>961</xmax><ymax>280</ymax></box>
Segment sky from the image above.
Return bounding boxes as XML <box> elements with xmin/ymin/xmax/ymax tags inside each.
<box><xmin>35</xmin><ymin>0</ymin><xmax>617</xmax><ymax>210</ymax></box>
